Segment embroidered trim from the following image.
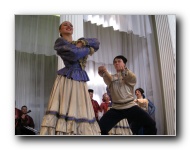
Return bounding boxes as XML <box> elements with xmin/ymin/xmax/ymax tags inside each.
<box><xmin>46</xmin><ymin>111</ymin><xmax>96</xmax><ymax>123</ymax></box>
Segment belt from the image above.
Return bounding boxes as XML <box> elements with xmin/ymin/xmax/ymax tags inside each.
<box><xmin>112</xmin><ymin>100</ymin><xmax>134</xmax><ymax>105</ymax></box>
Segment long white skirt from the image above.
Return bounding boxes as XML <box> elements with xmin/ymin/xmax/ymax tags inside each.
<box><xmin>40</xmin><ymin>75</ymin><xmax>101</xmax><ymax>135</ymax></box>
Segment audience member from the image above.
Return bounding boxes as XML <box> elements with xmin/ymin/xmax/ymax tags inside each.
<box><xmin>88</xmin><ymin>89</ymin><xmax>102</xmax><ymax>124</ymax></box>
<box><xmin>131</xmin><ymin>87</ymin><xmax>156</xmax><ymax>135</ymax></box>
<box><xmin>135</xmin><ymin>87</ymin><xmax>155</xmax><ymax>116</ymax></box>
<box><xmin>100</xmin><ymin>93</ymin><xmax>111</xmax><ymax>114</ymax></box>
<box><xmin>16</xmin><ymin>105</ymin><xmax>35</xmax><ymax>135</ymax></box>
<box><xmin>20</xmin><ymin>106</ymin><xmax>34</xmax><ymax>128</ymax></box>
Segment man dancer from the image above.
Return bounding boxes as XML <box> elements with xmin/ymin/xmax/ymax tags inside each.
<box><xmin>98</xmin><ymin>55</ymin><xmax>157</xmax><ymax>135</ymax></box>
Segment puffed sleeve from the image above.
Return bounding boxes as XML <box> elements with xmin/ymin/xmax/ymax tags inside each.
<box><xmin>78</xmin><ymin>38</ymin><xmax>100</xmax><ymax>52</ymax></box>
<box><xmin>54</xmin><ymin>38</ymin><xmax>90</xmax><ymax>62</ymax></box>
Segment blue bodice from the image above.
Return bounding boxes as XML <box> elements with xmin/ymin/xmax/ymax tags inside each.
<box><xmin>57</xmin><ymin>62</ymin><xmax>89</xmax><ymax>82</ymax></box>
<box><xmin>54</xmin><ymin>37</ymin><xmax>99</xmax><ymax>82</ymax></box>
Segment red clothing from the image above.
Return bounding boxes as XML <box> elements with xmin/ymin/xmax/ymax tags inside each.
<box><xmin>21</xmin><ymin>114</ymin><xmax>35</xmax><ymax>128</ymax></box>
<box><xmin>100</xmin><ymin>102</ymin><xmax>111</xmax><ymax>114</ymax></box>
<box><xmin>91</xmin><ymin>99</ymin><xmax>101</xmax><ymax>120</ymax></box>
<box><xmin>15</xmin><ymin>108</ymin><xmax>22</xmax><ymax>127</ymax></box>
<box><xmin>15</xmin><ymin>108</ymin><xmax>22</xmax><ymax>120</ymax></box>
<box><xmin>15</xmin><ymin>108</ymin><xmax>35</xmax><ymax>135</ymax></box>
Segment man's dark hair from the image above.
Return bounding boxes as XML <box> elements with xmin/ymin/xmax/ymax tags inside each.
<box><xmin>135</xmin><ymin>88</ymin><xmax>146</xmax><ymax>98</ymax></box>
<box><xmin>88</xmin><ymin>89</ymin><xmax>94</xmax><ymax>93</ymax></box>
<box><xmin>21</xmin><ymin>105</ymin><xmax>27</xmax><ymax>109</ymax></box>
<box><xmin>113</xmin><ymin>55</ymin><xmax>128</xmax><ymax>64</ymax></box>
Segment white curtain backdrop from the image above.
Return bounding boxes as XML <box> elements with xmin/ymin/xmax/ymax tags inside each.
<box><xmin>15</xmin><ymin>15</ymin><xmax>59</xmax><ymax>132</ymax></box>
<box><xmin>15</xmin><ymin>15</ymin><xmax>59</xmax><ymax>56</ymax></box>
<box><xmin>83</xmin><ymin>15</ymin><xmax>152</xmax><ymax>37</ymax></box>
<box><xmin>15</xmin><ymin>15</ymin><xmax>165</xmax><ymax>135</ymax></box>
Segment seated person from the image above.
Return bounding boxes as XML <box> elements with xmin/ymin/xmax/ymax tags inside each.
<box><xmin>16</xmin><ymin>105</ymin><xmax>35</xmax><ymax>135</ymax></box>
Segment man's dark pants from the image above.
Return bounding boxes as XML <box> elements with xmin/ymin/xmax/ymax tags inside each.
<box><xmin>99</xmin><ymin>105</ymin><xmax>157</xmax><ymax>135</ymax></box>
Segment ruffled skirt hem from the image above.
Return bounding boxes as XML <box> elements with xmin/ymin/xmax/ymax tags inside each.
<box><xmin>39</xmin><ymin>75</ymin><xmax>101</xmax><ymax>135</ymax></box>
<box><xmin>108</xmin><ymin>119</ymin><xmax>133</xmax><ymax>135</ymax></box>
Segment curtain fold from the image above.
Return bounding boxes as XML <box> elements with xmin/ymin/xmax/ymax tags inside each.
<box><xmin>15</xmin><ymin>15</ymin><xmax>59</xmax><ymax>132</ymax></box>
<box><xmin>15</xmin><ymin>15</ymin><xmax>60</xmax><ymax>56</ymax></box>
<box><xmin>84</xmin><ymin>21</ymin><xmax>122</xmax><ymax>64</ymax></box>
<box><xmin>15</xmin><ymin>51</ymin><xmax>58</xmax><ymax>132</ymax></box>
<box><xmin>83</xmin><ymin>15</ymin><xmax>152</xmax><ymax>37</ymax></box>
